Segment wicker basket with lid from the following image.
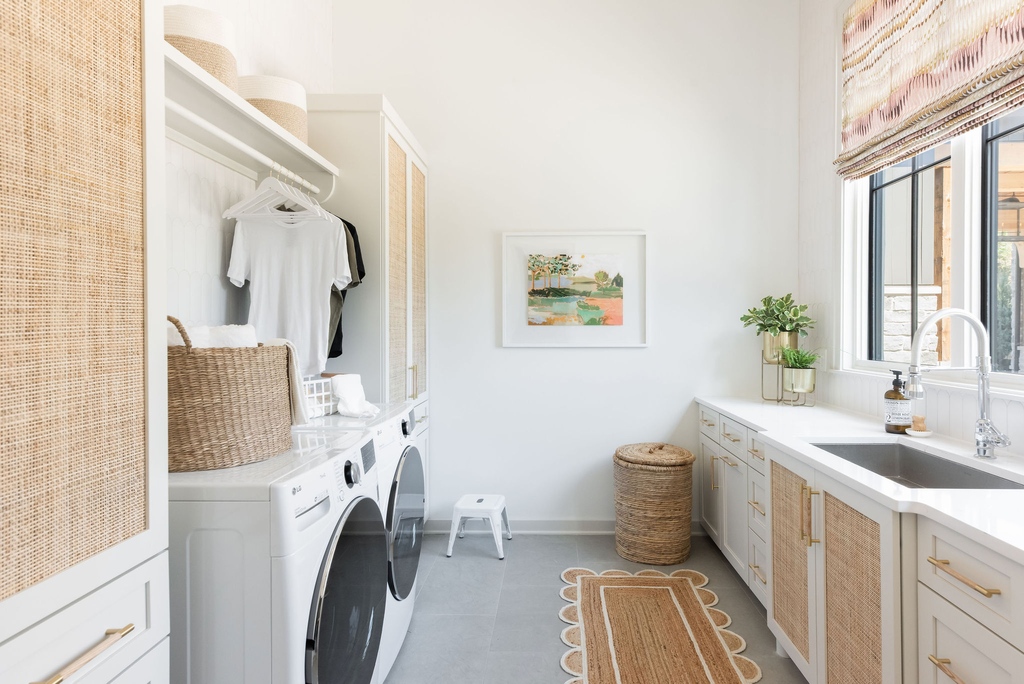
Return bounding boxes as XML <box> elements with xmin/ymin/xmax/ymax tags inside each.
<box><xmin>613</xmin><ymin>442</ymin><xmax>695</xmax><ymax>565</ymax></box>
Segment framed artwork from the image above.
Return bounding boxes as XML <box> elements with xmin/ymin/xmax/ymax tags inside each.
<box><xmin>502</xmin><ymin>232</ymin><xmax>647</xmax><ymax>347</ymax></box>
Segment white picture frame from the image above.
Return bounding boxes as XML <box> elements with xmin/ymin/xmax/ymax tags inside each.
<box><xmin>502</xmin><ymin>231</ymin><xmax>648</xmax><ymax>347</ymax></box>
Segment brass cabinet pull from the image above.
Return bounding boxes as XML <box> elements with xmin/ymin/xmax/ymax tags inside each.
<box><xmin>748</xmin><ymin>447</ymin><xmax>765</xmax><ymax>460</ymax></box>
<box><xmin>927</xmin><ymin>556</ymin><xmax>1002</xmax><ymax>598</ymax></box>
<box><xmin>749</xmin><ymin>563</ymin><xmax>767</xmax><ymax>585</ymax></box>
<box><xmin>807</xmin><ymin>489</ymin><xmax>821</xmax><ymax>546</ymax></box>
<box><xmin>700</xmin><ymin>418</ymin><xmax>715</xmax><ymax>427</ymax></box>
<box><xmin>722</xmin><ymin>431</ymin><xmax>741</xmax><ymax>443</ymax></box>
<box><xmin>32</xmin><ymin>624</ymin><xmax>135</xmax><ymax>684</ymax></box>
<box><xmin>408</xmin><ymin>364</ymin><xmax>419</xmax><ymax>399</ymax></box>
<box><xmin>799</xmin><ymin>484</ymin><xmax>807</xmax><ymax>543</ymax></box>
<box><xmin>928</xmin><ymin>655</ymin><xmax>967</xmax><ymax>684</ymax></box>
<box><xmin>747</xmin><ymin>499</ymin><xmax>765</xmax><ymax>516</ymax></box>
<box><xmin>722</xmin><ymin>457</ymin><xmax>739</xmax><ymax>469</ymax></box>
<box><xmin>710</xmin><ymin>455</ymin><xmax>719</xmax><ymax>491</ymax></box>
<box><xmin>416</xmin><ymin>415</ymin><xmax>428</xmax><ymax>424</ymax></box>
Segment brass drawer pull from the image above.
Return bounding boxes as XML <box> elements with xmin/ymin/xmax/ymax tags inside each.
<box><xmin>747</xmin><ymin>447</ymin><xmax>765</xmax><ymax>460</ymax></box>
<box><xmin>710</xmin><ymin>455</ymin><xmax>719</xmax><ymax>491</ymax></box>
<box><xmin>928</xmin><ymin>655</ymin><xmax>967</xmax><ymax>684</ymax></box>
<box><xmin>722</xmin><ymin>432</ymin><xmax>741</xmax><ymax>443</ymax></box>
<box><xmin>722</xmin><ymin>457</ymin><xmax>739</xmax><ymax>469</ymax></box>
<box><xmin>32</xmin><ymin>624</ymin><xmax>135</xmax><ymax>684</ymax></box>
<box><xmin>801</xmin><ymin>485</ymin><xmax>820</xmax><ymax>546</ymax></box>
<box><xmin>700</xmin><ymin>418</ymin><xmax>715</xmax><ymax>427</ymax></box>
<box><xmin>749</xmin><ymin>563</ymin><xmax>767</xmax><ymax>585</ymax></box>
<box><xmin>927</xmin><ymin>556</ymin><xmax>1002</xmax><ymax>598</ymax></box>
<box><xmin>747</xmin><ymin>499</ymin><xmax>765</xmax><ymax>516</ymax></box>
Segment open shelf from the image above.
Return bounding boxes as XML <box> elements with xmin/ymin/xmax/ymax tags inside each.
<box><xmin>164</xmin><ymin>42</ymin><xmax>338</xmax><ymax>195</ymax></box>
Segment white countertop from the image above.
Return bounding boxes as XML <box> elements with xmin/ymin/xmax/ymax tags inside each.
<box><xmin>697</xmin><ymin>397</ymin><xmax>1024</xmax><ymax>564</ymax></box>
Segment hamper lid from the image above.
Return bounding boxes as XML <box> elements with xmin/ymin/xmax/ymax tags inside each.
<box><xmin>614</xmin><ymin>442</ymin><xmax>694</xmax><ymax>467</ymax></box>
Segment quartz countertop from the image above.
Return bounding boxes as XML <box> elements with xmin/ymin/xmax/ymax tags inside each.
<box><xmin>697</xmin><ymin>397</ymin><xmax>1024</xmax><ymax>564</ymax></box>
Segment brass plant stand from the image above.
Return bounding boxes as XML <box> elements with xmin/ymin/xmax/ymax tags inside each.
<box><xmin>761</xmin><ymin>359</ymin><xmax>816</xmax><ymax>406</ymax></box>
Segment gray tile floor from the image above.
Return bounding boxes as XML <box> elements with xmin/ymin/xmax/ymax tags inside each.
<box><xmin>384</xmin><ymin>532</ymin><xmax>805</xmax><ymax>683</ymax></box>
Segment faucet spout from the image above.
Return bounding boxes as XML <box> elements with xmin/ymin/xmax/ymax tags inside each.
<box><xmin>907</xmin><ymin>307</ymin><xmax>1008</xmax><ymax>459</ymax></box>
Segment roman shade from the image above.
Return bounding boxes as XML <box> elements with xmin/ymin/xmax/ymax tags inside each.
<box><xmin>836</xmin><ymin>0</ymin><xmax>1024</xmax><ymax>179</ymax></box>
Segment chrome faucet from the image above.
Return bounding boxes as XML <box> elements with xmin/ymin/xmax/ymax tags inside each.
<box><xmin>907</xmin><ymin>308</ymin><xmax>1010</xmax><ymax>459</ymax></box>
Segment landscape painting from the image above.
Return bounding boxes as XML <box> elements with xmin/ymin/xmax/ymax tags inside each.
<box><xmin>527</xmin><ymin>253</ymin><xmax>623</xmax><ymax>326</ymax></box>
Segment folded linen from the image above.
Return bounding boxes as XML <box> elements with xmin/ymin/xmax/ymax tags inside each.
<box><xmin>266</xmin><ymin>338</ymin><xmax>310</xmax><ymax>425</ymax></box>
<box><xmin>167</xmin><ymin>321</ymin><xmax>258</xmax><ymax>348</ymax></box>
<box><xmin>330</xmin><ymin>374</ymin><xmax>380</xmax><ymax>419</ymax></box>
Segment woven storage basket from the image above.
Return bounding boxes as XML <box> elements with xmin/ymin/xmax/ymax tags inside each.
<box><xmin>238</xmin><ymin>75</ymin><xmax>308</xmax><ymax>143</ymax></box>
<box><xmin>613</xmin><ymin>442</ymin><xmax>695</xmax><ymax>565</ymax></box>
<box><xmin>165</xmin><ymin>5</ymin><xmax>239</xmax><ymax>91</ymax></box>
<box><xmin>167</xmin><ymin>316</ymin><xmax>292</xmax><ymax>472</ymax></box>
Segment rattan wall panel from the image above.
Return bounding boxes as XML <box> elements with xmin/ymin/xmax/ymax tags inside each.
<box><xmin>824</xmin><ymin>493</ymin><xmax>882</xmax><ymax>684</ymax></box>
<box><xmin>0</xmin><ymin>0</ymin><xmax>146</xmax><ymax>601</ymax></box>
<box><xmin>411</xmin><ymin>164</ymin><xmax>426</xmax><ymax>397</ymax></box>
<box><xmin>770</xmin><ymin>461</ymin><xmax>810</xmax><ymax>661</ymax></box>
<box><xmin>387</xmin><ymin>136</ymin><xmax>407</xmax><ymax>402</ymax></box>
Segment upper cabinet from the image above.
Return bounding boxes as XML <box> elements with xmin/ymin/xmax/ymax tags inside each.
<box><xmin>0</xmin><ymin>1</ymin><xmax>168</xmax><ymax>681</ymax></box>
<box><xmin>309</xmin><ymin>95</ymin><xmax>429</xmax><ymax>404</ymax></box>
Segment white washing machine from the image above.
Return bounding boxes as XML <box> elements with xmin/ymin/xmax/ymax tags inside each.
<box><xmin>295</xmin><ymin>407</ymin><xmax>425</xmax><ymax>682</ymax></box>
<box><xmin>169</xmin><ymin>430</ymin><xmax>388</xmax><ymax>684</ymax></box>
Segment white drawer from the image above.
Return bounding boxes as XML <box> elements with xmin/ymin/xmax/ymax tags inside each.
<box><xmin>747</xmin><ymin>466</ymin><xmax>767</xmax><ymax>543</ymax></box>
<box><xmin>746</xmin><ymin>433</ymin><xmax>767</xmax><ymax>475</ymax></box>
<box><xmin>748</xmin><ymin>533</ymin><xmax>768</xmax><ymax>608</ymax></box>
<box><xmin>108</xmin><ymin>638</ymin><xmax>168</xmax><ymax>684</ymax></box>
<box><xmin>918</xmin><ymin>517</ymin><xmax>1024</xmax><ymax>650</ymax></box>
<box><xmin>918</xmin><ymin>583</ymin><xmax>1024</xmax><ymax>684</ymax></box>
<box><xmin>719</xmin><ymin>416</ymin><xmax>747</xmax><ymax>459</ymax></box>
<box><xmin>411</xmin><ymin>399</ymin><xmax>429</xmax><ymax>434</ymax></box>
<box><xmin>0</xmin><ymin>552</ymin><xmax>169</xmax><ymax>684</ymax></box>
<box><xmin>698</xmin><ymin>405</ymin><xmax>719</xmax><ymax>440</ymax></box>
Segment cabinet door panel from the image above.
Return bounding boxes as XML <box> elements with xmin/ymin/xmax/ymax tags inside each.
<box><xmin>698</xmin><ymin>435</ymin><xmax>722</xmax><ymax>545</ymax></box>
<box><xmin>768</xmin><ymin>452</ymin><xmax>815</xmax><ymax>678</ymax></box>
<box><xmin>410</xmin><ymin>161</ymin><xmax>427</xmax><ymax>399</ymax></box>
<box><xmin>720</xmin><ymin>452</ymin><xmax>748</xmax><ymax>576</ymax></box>
<box><xmin>387</xmin><ymin>135</ymin><xmax>408</xmax><ymax>402</ymax></box>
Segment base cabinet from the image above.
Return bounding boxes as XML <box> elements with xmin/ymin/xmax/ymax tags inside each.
<box><xmin>767</xmin><ymin>447</ymin><xmax>901</xmax><ymax>684</ymax></box>
<box><xmin>699</xmin><ymin>434</ymin><xmax>723</xmax><ymax>546</ymax></box>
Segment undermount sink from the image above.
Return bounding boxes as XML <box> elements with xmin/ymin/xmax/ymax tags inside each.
<box><xmin>812</xmin><ymin>443</ymin><xmax>1024</xmax><ymax>489</ymax></box>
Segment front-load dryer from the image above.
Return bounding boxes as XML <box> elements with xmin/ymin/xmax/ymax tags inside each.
<box><xmin>294</xmin><ymin>408</ymin><xmax>424</xmax><ymax>681</ymax></box>
<box><xmin>169</xmin><ymin>430</ymin><xmax>387</xmax><ymax>684</ymax></box>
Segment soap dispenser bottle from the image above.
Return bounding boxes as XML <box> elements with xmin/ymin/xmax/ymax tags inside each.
<box><xmin>884</xmin><ymin>370</ymin><xmax>912</xmax><ymax>434</ymax></box>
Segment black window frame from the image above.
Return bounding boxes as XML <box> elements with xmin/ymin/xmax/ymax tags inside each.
<box><xmin>981</xmin><ymin>116</ymin><xmax>1024</xmax><ymax>373</ymax></box>
<box><xmin>868</xmin><ymin>147</ymin><xmax>952</xmax><ymax>360</ymax></box>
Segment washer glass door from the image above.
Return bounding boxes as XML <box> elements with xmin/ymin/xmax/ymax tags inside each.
<box><xmin>307</xmin><ymin>496</ymin><xmax>388</xmax><ymax>684</ymax></box>
<box><xmin>388</xmin><ymin>446</ymin><xmax>425</xmax><ymax>600</ymax></box>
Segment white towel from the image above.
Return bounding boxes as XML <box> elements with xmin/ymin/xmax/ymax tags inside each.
<box><xmin>167</xmin><ymin>321</ymin><xmax>258</xmax><ymax>348</ymax></box>
<box><xmin>266</xmin><ymin>338</ymin><xmax>310</xmax><ymax>425</ymax></box>
<box><xmin>330</xmin><ymin>375</ymin><xmax>380</xmax><ymax>419</ymax></box>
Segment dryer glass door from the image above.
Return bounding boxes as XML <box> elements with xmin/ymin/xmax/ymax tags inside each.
<box><xmin>307</xmin><ymin>496</ymin><xmax>388</xmax><ymax>684</ymax></box>
<box><xmin>388</xmin><ymin>445</ymin><xmax>425</xmax><ymax>600</ymax></box>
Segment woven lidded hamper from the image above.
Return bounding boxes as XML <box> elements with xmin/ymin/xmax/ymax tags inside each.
<box><xmin>165</xmin><ymin>5</ymin><xmax>239</xmax><ymax>91</ymax></box>
<box><xmin>613</xmin><ymin>442</ymin><xmax>695</xmax><ymax>565</ymax></box>
<box><xmin>167</xmin><ymin>316</ymin><xmax>292</xmax><ymax>472</ymax></box>
<box><xmin>238</xmin><ymin>75</ymin><xmax>308</xmax><ymax>143</ymax></box>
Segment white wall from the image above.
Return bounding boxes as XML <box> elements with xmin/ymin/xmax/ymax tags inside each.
<box><xmin>332</xmin><ymin>0</ymin><xmax>801</xmax><ymax>527</ymax></box>
<box><xmin>797</xmin><ymin>0</ymin><xmax>1024</xmax><ymax>455</ymax></box>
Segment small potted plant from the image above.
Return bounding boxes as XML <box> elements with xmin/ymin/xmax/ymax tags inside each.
<box><xmin>780</xmin><ymin>347</ymin><xmax>818</xmax><ymax>394</ymax></box>
<box><xmin>740</xmin><ymin>293</ymin><xmax>816</xmax><ymax>364</ymax></box>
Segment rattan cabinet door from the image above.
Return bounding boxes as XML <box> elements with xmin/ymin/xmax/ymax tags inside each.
<box><xmin>815</xmin><ymin>472</ymin><xmax>901</xmax><ymax>684</ymax></box>
<box><xmin>387</xmin><ymin>134</ymin><xmax>409</xmax><ymax>403</ymax></box>
<box><xmin>768</xmin><ymin>450</ymin><xmax>817</xmax><ymax>681</ymax></box>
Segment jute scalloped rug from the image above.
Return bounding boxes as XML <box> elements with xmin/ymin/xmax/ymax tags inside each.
<box><xmin>558</xmin><ymin>568</ymin><xmax>762</xmax><ymax>684</ymax></box>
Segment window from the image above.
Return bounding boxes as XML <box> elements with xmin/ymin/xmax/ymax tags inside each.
<box><xmin>868</xmin><ymin>144</ymin><xmax>952</xmax><ymax>364</ymax></box>
<box><xmin>983</xmin><ymin>112</ymin><xmax>1024</xmax><ymax>374</ymax></box>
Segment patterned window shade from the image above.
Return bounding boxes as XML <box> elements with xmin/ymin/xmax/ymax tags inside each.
<box><xmin>836</xmin><ymin>0</ymin><xmax>1024</xmax><ymax>179</ymax></box>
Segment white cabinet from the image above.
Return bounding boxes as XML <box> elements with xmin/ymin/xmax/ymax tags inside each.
<box><xmin>720</xmin><ymin>450</ymin><xmax>749</xmax><ymax>576</ymax></box>
<box><xmin>308</xmin><ymin>95</ymin><xmax>429</xmax><ymax>404</ymax></box>
<box><xmin>698</xmin><ymin>434</ymin><xmax>724</xmax><ymax>546</ymax></box>
<box><xmin>0</xmin><ymin>1</ymin><xmax>168</xmax><ymax>680</ymax></box>
<box><xmin>767</xmin><ymin>446</ymin><xmax>902</xmax><ymax>684</ymax></box>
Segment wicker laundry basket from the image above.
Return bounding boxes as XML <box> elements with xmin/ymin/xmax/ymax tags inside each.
<box><xmin>613</xmin><ymin>442</ymin><xmax>695</xmax><ymax>565</ymax></box>
<box><xmin>167</xmin><ymin>316</ymin><xmax>292</xmax><ymax>472</ymax></box>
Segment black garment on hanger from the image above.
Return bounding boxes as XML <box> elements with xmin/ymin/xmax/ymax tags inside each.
<box><xmin>328</xmin><ymin>217</ymin><xmax>366</xmax><ymax>358</ymax></box>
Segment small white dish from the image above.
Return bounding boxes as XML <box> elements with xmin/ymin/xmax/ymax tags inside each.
<box><xmin>906</xmin><ymin>429</ymin><xmax>932</xmax><ymax>438</ymax></box>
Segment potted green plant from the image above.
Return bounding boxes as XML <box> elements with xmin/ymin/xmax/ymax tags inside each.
<box><xmin>740</xmin><ymin>293</ymin><xmax>816</xmax><ymax>364</ymax></box>
<box><xmin>780</xmin><ymin>347</ymin><xmax>818</xmax><ymax>394</ymax></box>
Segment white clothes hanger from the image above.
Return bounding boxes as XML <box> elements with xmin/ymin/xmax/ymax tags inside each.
<box><xmin>223</xmin><ymin>175</ymin><xmax>337</xmax><ymax>224</ymax></box>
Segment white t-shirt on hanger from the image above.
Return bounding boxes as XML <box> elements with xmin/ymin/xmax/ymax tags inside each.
<box><xmin>227</xmin><ymin>217</ymin><xmax>351</xmax><ymax>377</ymax></box>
